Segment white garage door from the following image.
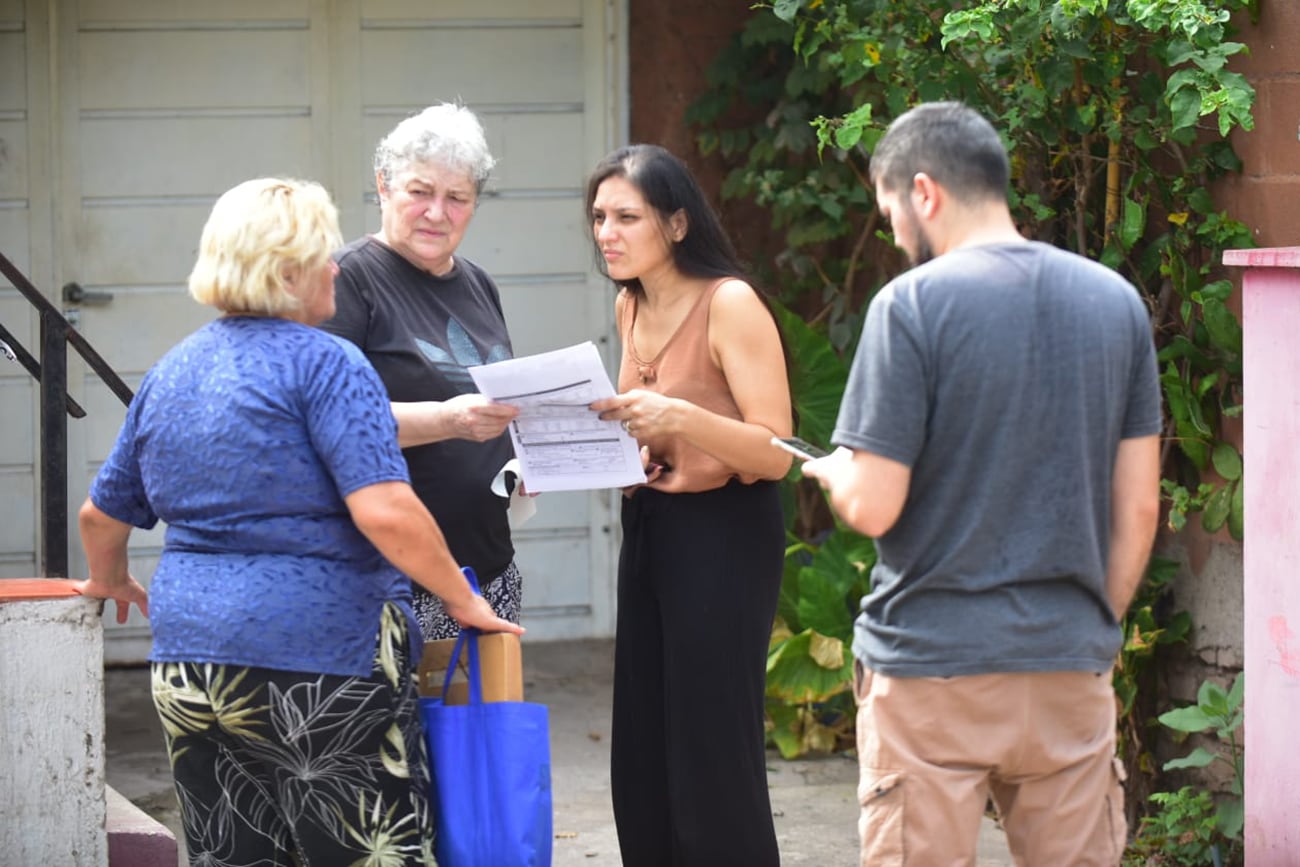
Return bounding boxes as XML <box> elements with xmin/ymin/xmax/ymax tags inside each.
<box><xmin>0</xmin><ymin>0</ymin><xmax>626</xmax><ymax>661</ymax></box>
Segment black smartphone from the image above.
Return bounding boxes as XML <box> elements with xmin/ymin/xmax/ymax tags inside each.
<box><xmin>771</xmin><ymin>436</ymin><xmax>830</xmax><ymax>461</ymax></box>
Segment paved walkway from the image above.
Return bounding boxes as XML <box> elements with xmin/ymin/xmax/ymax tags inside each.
<box><xmin>105</xmin><ymin>638</ymin><xmax>1014</xmax><ymax>865</ymax></box>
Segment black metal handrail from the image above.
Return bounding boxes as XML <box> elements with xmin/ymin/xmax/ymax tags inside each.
<box><xmin>0</xmin><ymin>251</ymin><xmax>134</xmax><ymax>577</ymax></box>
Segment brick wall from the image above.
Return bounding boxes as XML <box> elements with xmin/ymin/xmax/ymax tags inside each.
<box><xmin>1214</xmin><ymin>2</ymin><xmax>1300</xmax><ymax>249</ymax></box>
<box><xmin>627</xmin><ymin>0</ymin><xmax>743</xmax><ymax>198</ymax></box>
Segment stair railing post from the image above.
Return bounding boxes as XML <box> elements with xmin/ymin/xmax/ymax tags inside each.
<box><xmin>39</xmin><ymin>308</ymin><xmax>69</xmax><ymax>578</ymax></box>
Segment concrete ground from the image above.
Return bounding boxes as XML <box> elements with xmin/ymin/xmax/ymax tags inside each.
<box><xmin>106</xmin><ymin>638</ymin><xmax>1014</xmax><ymax>866</ymax></box>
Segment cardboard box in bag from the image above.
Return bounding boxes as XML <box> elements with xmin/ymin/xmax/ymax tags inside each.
<box><xmin>418</xmin><ymin>633</ymin><xmax>523</xmax><ymax>704</ymax></box>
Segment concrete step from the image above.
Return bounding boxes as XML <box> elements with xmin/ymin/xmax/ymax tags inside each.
<box><xmin>107</xmin><ymin>786</ymin><xmax>177</xmax><ymax>867</ymax></box>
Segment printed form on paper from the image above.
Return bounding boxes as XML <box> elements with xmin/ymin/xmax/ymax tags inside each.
<box><xmin>468</xmin><ymin>342</ymin><xmax>647</xmax><ymax>492</ymax></box>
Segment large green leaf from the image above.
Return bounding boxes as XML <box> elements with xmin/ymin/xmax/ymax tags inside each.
<box><xmin>766</xmin><ymin>700</ymin><xmax>803</xmax><ymax>759</ymax></box>
<box><xmin>773</xmin><ymin>302</ymin><xmax>848</xmax><ymax>448</ymax></box>
<box><xmin>796</xmin><ymin>567</ymin><xmax>855</xmax><ymax>641</ymax></box>
<box><xmin>810</xmin><ymin>526</ymin><xmax>876</xmax><ymax>597</ymax></box>
<box><xmin>1159</xmin><ymin>704</ymin><xmax>1213</xmax><ymax>733</ymax></box>
<box><xmin>1228</xmin><ymin>478</ymin><xmax>1244</xmax><ymax>541</ymax></box>
<box><xmin>1216</xmin><ymin>799</ymin><xmax>1245</xmax><ymax>839</ymax></box>
<box><xmin>1202</xmin><ymin>484</ymin><xmax>1232</xmax><ymax>533</ymax></box>
<box><xmin>1211</xmin><ymin>443</ymin><xmax>1241</xmax><ymax>481</ymax></box>
<box><xmin>1119</xmin><ymin>197</ymin><xmax>1146</xmax><ymax>250</ymax></box>
<box><xmin>766</xmin><ymin>628</ymin><xmax>853</xmax><ymax>704</ymax></box>
<box><xmin>1201</xmin><ymin>297</ymin><xmax>1243</xmax><ymax>355</ymax></box>
<box><xmin>1163</xmin><ymin>746</ymin><xmax>1217</xmax><ymax>771</ymax></box>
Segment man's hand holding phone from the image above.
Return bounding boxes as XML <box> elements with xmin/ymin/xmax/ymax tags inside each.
<box><xmin>771</xmin><ymin>436</ymin><xmax>831</xmax><ymax>462</ymax></box>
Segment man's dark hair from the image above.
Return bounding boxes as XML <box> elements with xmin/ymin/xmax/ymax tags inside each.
<box><xmin>869</xmin><ymin>102</ymin><xmax>1010</xmax><ymax>204</ymax></box>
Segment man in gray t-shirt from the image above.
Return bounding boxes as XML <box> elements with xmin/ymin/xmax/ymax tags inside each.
<box><xmin>804</xmin><ymin>102</ymin><xmax>1161</xmax><ymax>866</ymax></box>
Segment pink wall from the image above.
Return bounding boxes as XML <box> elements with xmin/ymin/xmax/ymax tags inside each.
<box><xmin>1230</xmin><ymin>247</ymin><xmax>1300</xmax><ymax>862</ymax></box>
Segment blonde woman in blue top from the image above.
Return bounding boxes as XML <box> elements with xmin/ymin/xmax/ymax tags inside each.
<box><xmin>76</xmin><ymin>177</ymin><xmax>521</xmax><ymax>866</ymax></box>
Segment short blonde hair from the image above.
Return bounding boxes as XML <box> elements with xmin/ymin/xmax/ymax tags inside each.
<box><xmin>188</xmin><ymin>178</ymin><xmax>342</xmax><ymax>316</ymax></box>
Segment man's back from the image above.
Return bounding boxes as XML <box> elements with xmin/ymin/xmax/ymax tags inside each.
<box><xmin>835</xmin><ymin>241</ymin><xmax>1162</xmax><ymax>677</ymax></box>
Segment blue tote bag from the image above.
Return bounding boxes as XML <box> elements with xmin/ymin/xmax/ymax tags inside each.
<box><xmin>420</xmin><ymin>572</ymin><xmax>553</xmax><ymax>867</ymax></box>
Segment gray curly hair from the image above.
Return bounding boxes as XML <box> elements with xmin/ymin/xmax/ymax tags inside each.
<box><xmin>373</xmin><ymin>103</ymin><xmax>496</xmax><ymax>195</ymax></box>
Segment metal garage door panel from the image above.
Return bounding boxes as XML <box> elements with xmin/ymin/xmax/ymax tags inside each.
<box><xmin>73</xmin><ymin>292</ymin><xmax>215</xmax><ymax>378</ymax></box>
<box><xmin>361</xmin><ymin>28</ymin><xmax>583</xmax><ymax>106</ymax></box>
<box><xmin>13</xmin><ymin>0</ymin><xmax>623</xmax><ymax>656</ymax></box>
<box><xmin>80</xmin><ymin>117</ymin><xmax>313</xmax><ymax>199</ymax></box>
<box><xmin>497</xmin><ymin>279</ymin><xmax>601</xmax><ymax>356</ymax></box>
<box><xmin>0</xmin><ymin>465</ymin><xmax>35</xmax><ymax>565</ymax></box>
<box><xmin>0</xmin><ymin>33</ymin><xmax>22</xmax><ymax>107</ymax></box>
<box><xmin>458</xmin><ymin>198</ymin><xmax>588</xmax><ymax>276</ymax></box>
<box><xmin>78</xmin><ymin>205</ymin><xmax>212</xmax><ymax>285</ymax></box>
<box><xmin>79</xmin><ymin>30</ymin><xmax>310</xmax><ymax>110</ymax></box>
<box><xmin>78</xmin><ymin>374</ymin><xmax>137</xmax><ymax>460</ymax></box>
<box><xmin>0</xmin><ymin>214</ymin><xmax>28</xmax><ymax>271</ymax></box>
<box><xmin>512</xmin><ymin>532</ymin><xmax>602</xmax><ymax>640</ymax></box>
<box><xmin>489</xmin><ymin>112</ymin><xmax>588</xmax><ymax>193</ymax></box>
<box><xmin>365</xmin><ymin>0</ymin><xmax>581</xmax><ymax>20</ymax></box>
<box><xmin>359</xmin><ymin>112</ymin><xmax>586</xmax><ymax>194</ymax></box>
<box><xmin>0</xmin><ymin>1</ymin><xmax>32</xmax><ymax>582</ymax></box>
<box><xmin>0</xmin><ymin>120</ymin><xmax>27</xmax><ymax>200</ymax></box>
<box><xmin>80</xmin><ymin>0</ymin><xmax>306</xmax><ymax>20</ymax></box>
<box><xmin>520</xmin><ymin>534</ymin><xmax>594</xmax><ymax>606</ymax></box>
<box><xmin>0</xmin><ymin>378</ymin><xmax>33</xmax><ymax>465</ymax></box>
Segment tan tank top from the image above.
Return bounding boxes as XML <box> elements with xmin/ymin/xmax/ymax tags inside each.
<box><xmin>617</xmin><ymin>280</ymin><xmax>761</xmax><ymax>493</ymax></box>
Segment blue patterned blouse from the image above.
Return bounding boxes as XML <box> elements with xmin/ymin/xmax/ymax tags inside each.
<box><xmin>90</xmin><ymin>316</ymin><xmax>417</xmax><ymax>677</ymax></box>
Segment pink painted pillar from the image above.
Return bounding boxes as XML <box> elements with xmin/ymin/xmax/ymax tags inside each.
<box><xmin>1225</xmin><ymin>246</ymin><xmax>1300</xmax><ymax>863</ymax></box>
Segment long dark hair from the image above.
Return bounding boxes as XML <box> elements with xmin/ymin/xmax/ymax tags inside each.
<box><xmin>585</xmin><ymin>144</ymin><xmax>794</xmax><ymax>417</ymax></box>
<box><xmin>584</xmin><ymin>144</ymin><xmax>746</xmax><ymax>296</ymax></box>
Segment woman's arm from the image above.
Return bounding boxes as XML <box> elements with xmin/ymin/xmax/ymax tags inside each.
<box><xmin>345</xmin><ymin>481</ymin><xmax>524</xmax><ymax>634</ymax></box>
<box><xmin>391</xmin><ymin>396</ymin><xmax>520</xmax><ymax>448</ymax></box>
<box><xmin>74</xmin><ymin>498</ymin><xmax>150</xmax><ymax>623</ymax></box>
<box><xmin>596</xmin><ymin>280</ymin><xmax>793</xmax><ymax>480</ymax></box>
<box><xmin>697</xmin><ymin>279</ymin><xmax>794</xmax><ymax>478</ymax></box>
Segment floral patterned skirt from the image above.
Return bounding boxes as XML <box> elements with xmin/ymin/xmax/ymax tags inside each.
<box><xmin>151</xmin><ymin>601</ymin><xmax>437</xmax><ymax>866</ymax></box>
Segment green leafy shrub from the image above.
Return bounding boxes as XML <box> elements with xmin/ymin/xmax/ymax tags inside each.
<box><xmin>1125</xmin><ymin>671</ymin><xmax>1244</xmax><ymax>866</ymax></box>
<box><xmin>1125</xmin><ymin>786</ymin><xmax>1221</xmax><ymax>866</ymax></box>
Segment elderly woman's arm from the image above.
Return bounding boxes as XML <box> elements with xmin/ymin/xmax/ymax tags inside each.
<box><xmin>345</xmin><ymin>481</ymin><xmax>524</xmax><ymax>634</ymax></box>
<box><xmin>391</xmin><ymin>395</ymin><xmax>520</xmax><ymax>448</ymax></box>
<box><xmin>75</xmin><ymin>499</ymin><xmax>150</xmax><ymax>623</ymax></box>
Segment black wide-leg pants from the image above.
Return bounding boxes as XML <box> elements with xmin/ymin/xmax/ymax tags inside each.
<box><xmin>611</xmin><ymin>479</ymin><xmax>784</xmax><ymax>867</ymax></box>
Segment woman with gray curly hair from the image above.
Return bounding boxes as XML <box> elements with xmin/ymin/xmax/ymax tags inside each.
<box><xmin>322</xmin><ymin>103</ymin><xmax>527</xmax><ymax>641</ymax></box>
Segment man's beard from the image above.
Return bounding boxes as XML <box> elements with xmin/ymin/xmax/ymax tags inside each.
<box><xmin>898</xmin><ymin>198</ymin><xmax>934</xmax><ymax>267</ymax></box>
<box><xmin>909</xmin><ymin>230</ymin><xmax>935</xmax><ymax>267</ymax></box>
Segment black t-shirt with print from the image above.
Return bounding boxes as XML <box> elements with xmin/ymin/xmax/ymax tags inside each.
<box><xmin>323</xmin><ymin>236</ymin><xmax>515</xmax><ymax>583</ymax></box>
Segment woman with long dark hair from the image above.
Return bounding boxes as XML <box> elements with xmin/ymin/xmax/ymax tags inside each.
<box><xmin>587</xmin><ymin>144</ymin><xmax>793</xmax><ymax>866</ymax></box>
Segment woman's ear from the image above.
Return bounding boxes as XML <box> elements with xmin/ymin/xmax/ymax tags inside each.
<box><xmin>669</xmin><ymin>209</ymin><xmax>688</xmax><ymax>243</ymax></box>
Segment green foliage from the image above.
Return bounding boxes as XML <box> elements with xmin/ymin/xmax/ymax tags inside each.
<box><xmin>765</xmin><ymin>302</ymin><xmax>873</xmax><ymax>758</ymax></box>
<box><xmin>689</xmin><ymin>0</ymin><xmax>1256</xmax><ymax>785</ymax></box>
<box><xmin>1126</xmin><ymin>674</ymin><xmax>1244</xmax><ymax>865</ymax></box>
<box><xmin>1125</xmin><ymin>786</ymin><xmax>1222</xmax><ymax>866</ymax></box>
<box><xmin>1159</xmin><ymin>673</ymin><xmax>1245</xmax><ymax>841</ymax></box>
<box><xmin>1115</xmin><ymin>557</ymin><xmax>1191</xmax><ymax>780</ymax></box>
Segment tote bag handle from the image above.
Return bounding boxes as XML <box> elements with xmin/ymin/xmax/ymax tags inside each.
<box><xmin>439</xmin><ymin>567</ymin><xmax>485</xmax><ymax>706</ymax></box>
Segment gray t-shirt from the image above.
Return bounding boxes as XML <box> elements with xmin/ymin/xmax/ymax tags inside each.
<box><xmin>834</xmin><ymin>241</ymin><xmax>1161</xmax><ymax>677</ymax></box>
<box><xmin>322</xmin><ymin>237</ymin><xmax>516</xmax><ymax>583</ymax></box>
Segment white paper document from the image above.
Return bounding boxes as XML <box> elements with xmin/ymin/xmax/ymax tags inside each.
<box><xmin>469</xmin><ymin>342</ymin><xmax>646</xmax><ymax>493</ymax></box>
